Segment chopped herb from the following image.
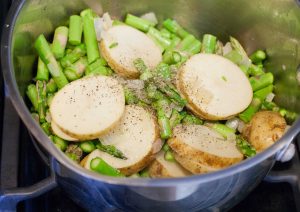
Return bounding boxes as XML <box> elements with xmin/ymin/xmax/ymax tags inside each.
<box><xmin>221</xmin><ymin>76</ymin><xmax>227</xmax><ymax>81</ymax></box>
<box><xmin>109</xmin><ymin>42</ymin><xmax>118</xmax><ymax>48</ymax></box>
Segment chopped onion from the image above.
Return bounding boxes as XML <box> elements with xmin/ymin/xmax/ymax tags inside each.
<box><xmin>225</xmin><ymin>117</ymin><xmax>239</xmax><ymax>130</ymax></box>
<box><xmin>222</xmin><ymin>42</ymin><xmax>233</xmax><ymax>55</ymax></box>
<box><xmin>94</xmin><ymin>13</ymin><xmax>113</xmax><ymax>41</ymax></box>
<box><xmin>265</xmin><ymin>93</ymin><xmax>275</xmax><ymax>102</ymax></box>
<box><xmin>237</xmin><ymin>119</ymin><xmax>246</xmax><ymax>133</ymax></box>
<box><xmin>140</xmin><ymin>12</ymin><xmax>158</xmax><ymax>25</ymax></box>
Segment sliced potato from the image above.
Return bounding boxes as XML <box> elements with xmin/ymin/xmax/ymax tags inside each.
<box><xmin>100</xmin><ymin>25</ymin><xmax>162</xmax><ymax>79</ymax></box>
<box><xmin>173</xmin><ymin>152</ymin><xmax>219</xmax><ymax>174</ymax></box>
<box><xmin>168</xmin><ymin>125</ymin><xmax>243</xmax><ymax>169</ymax></box>
<box><xmin>50</xmin><ymin>75</ymin><xmax>125</xmax><ymax>140</ymax></box>
<box><xmin>177</xmin><ymin>54</ymin><xmax>253</xmax><ymax>120</ymax></box>
<box><xmin>242</xmin><ymin>111</ymin><xmax>287</xmax><ymax>152</ymax></box>
<box><xmin>51</xmin><ymin>121</ymin><xmax>78</xmax><ymax>141</ymax></box>
<box><xmin>81</xmin><ymin>105</ymin><xmax>161</xmax><ymax>176</ymax></box>
<box><xmin>148</xmin><ymin>151</ymin><xmax>191</xmax><ymax>178</ymax></box>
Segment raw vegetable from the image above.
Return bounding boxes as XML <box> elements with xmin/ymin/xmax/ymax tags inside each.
<box><xmin>49</xmin><ymin>75</ymin><xmax>125</xmax><ymax>140</ymax></box>
<box><xmin>177</xmin><ymin>54</ymin><xmax>253</xmax><ymax>120</ymax></box>
<box><xmin>100</xmin><ymin>25</ymin><xmax>162</xmax><ymax>78</ymax></box>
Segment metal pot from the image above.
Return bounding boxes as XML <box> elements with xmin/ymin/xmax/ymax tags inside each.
<box><xmin>1</xmin><ymin>0</ymin><xmax>300</xmax><ymax>211</ymax></box>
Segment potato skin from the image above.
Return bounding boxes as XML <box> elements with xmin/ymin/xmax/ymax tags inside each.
<box><xmin>173</xmin><ymin>152</ymin><xmax>219</xmax><ymax>174</ymax></box>
<box><xmin>168</xmin><ymin>137</ymin><xmax>242</xmax><ymax>169</ymax></box>
<box><xmin>148</xmin><ymin>160</ymin><xmax>172</xmax><ymax>178</ymax></box>
<box><xmin>242</xmin><ymin>111</ymin><xmax>287</xmax><ymax>152</ymax></box>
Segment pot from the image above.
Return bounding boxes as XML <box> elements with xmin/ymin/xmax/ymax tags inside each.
<box><xmin>1</xmin><ymin>0</ymin><xmax>300</xmax><ymax>211</ymax></box>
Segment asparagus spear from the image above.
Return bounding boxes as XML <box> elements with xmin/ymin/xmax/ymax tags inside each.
<box><xmin>36</xmin><ymin>80</ymin><xmax>47</xmax><ymax>123</ymax></box>
<box><xmin>169</xmin><ymin>109</ymin><xmax>185</xmax><ymax>128</ymax></box>
<box><xmin>248</xmin><ymin>64</ymin><xmax>264</xmax><ymax>76</ymax></box>
<box><xmin>253</xmin><ymin>85</ymin><xmax>273</xmax><ymax>101</ymax></box>
<box><xmin>85</xmin><ymin>58</ymin><xmax>111</xmax><ymax>76</ymax></box>
<box><xmin>52</xmin><ymin>136</ymin><xmax>68</xmax><ymax>152</ymax></box>
<box><xmin>184</xmin><ymin>39</ymin><xmax>201</xmax><ymax>55</ymax></box>
<box><xmin>236</xmin><ymin>136</ymin><xmax>256</xmax><ymax>157</ymax></box>
<box><xmin>96</xmin><ymin>140</ymin><xmax>127</xmax><ymax>159</ymax></box>
<box><xmin>90</xmin><ymin>157</ymin><xmax>124</xmax><ymax>177</ymax></box>
<box><xmin>201</xmin><ymin>34</ymin><xmax>217</xmax><ymax>53</ymax></box>
<box><xmin>47</xmin><ymin>93</ymin><xmax>54</xmax><ymax>107</ymax></box>
<box><xmin>26</xmin><ymin>84</ymin><xmax>39</xmax><ymax>111</ymax></box>
<box><xmin>51</xmin><ymin>26</ymin><xmax>69</xmax><ymax>59</ymax></box>
<box><xmin>164</xmin><ymin>150</ymin><xmax>175</xmax><ymax>162</ymax></box>
<box><xmin>224</xmin><ymin>50</ymin><xmax>243</xmax><ymax>64</ymax></box>
<box><xmin>79</xmin><ymin>141</ymin><xmax>96</xmax><ymax>153</ymax></box>
<box><xmin>34</xmin><ymin>34</ymin><xmax>69</xmax><ymax>89</ymax></box>
<box><xmin>81</xmin><ymin>9</ymin><xmax>100</xmax><ymax>64</ymax></box>
<box><xmin>250</xmin><ymin>50</ymin><xmax>266</xmax><ymax>64</ymax></box>
<box><xmin>41</xmin><ymin>122</ymin><xmax>51</xmax><ymax>135</ymax></box>
<box><xmin>124</xmin><ymin>87</ymin><xmax>139</xmax><ymax>105</ymax></box>
<box><xmin>125</xmin><ymin>14</ymin><xmax>155</xmax><ymax>32</ymax></box>
<box><xmin>212</xmin><ymin>123</ymin><xmax>235</xmax><ymax>139</ymax></box>
<box><xmin>147</xmin><ymin>27</ymin><xmax>171</xmax><ymax>49</ymax></box>
<box><xmin>249</xmin><ymin>72</ymin><xmax>274</xmax><ymax>92</ymax></box>
<box><xmin>178</xmin><ymin>34</ymin><xmax>196</xmax><ymax>51</ymax></box>
<box><xmin>36</xmin><ymin>57</ymin><xmax>49</xmax><ymax>81</ymax></box>
<box><xmin>163</xmin><ymin>19</ymin><xmax>189</xmax><ymax>38</ymax></box>
<box><xmin>64</xmin><ymin>57</ymin><xmax>88</xmax><ymax>81</ymax></box>
<box><xmin>182</xmin><ymin>113</ymin><xmax>203</xmax><ymax>125</ymax></box>
<box><xmin>60</xmin><ymin>44</ymin><xmax>86</xmax><ymax>68</ymax></box>
<box><xmin>239</xmin><ymin>97</ymin><xmax>262</xmax><ymax>122</ymax></box>
<box><xmin>157</xmin><ymin>109</ymin><xmax>172</xmax><ymax>139</ymax></box>
<box><xmin>68</xmin><ymin>15</ymin><xmax>83</xmax><ymax>45</ymax></box>
<box><xmin>46</xmin><ymin>78</ymin><xmax>57</xmax><ymax>93</ymax></box>
<box><xmin>153</xmin><ymin>99</ymin><xmax>172</xmax><ymax>139</ymax></box>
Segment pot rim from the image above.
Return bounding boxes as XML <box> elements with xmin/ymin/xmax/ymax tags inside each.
<box><xmin>1</xmin><ymin>0</ymin><xmax>300</xmax><ymax>187</ymax></box>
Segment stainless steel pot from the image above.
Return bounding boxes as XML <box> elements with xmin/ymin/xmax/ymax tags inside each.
<box><xmin>1</xmin><ymin>0</ymin><xmax>300</xmax><ymax>211</ymax></box>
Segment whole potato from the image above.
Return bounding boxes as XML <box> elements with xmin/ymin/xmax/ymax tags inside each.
<box><xmin>243</xmin><ymin>111</ymin><xmax>287</xmax><ymax>152</ymax></box>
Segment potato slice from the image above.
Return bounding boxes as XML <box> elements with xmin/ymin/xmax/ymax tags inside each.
<box><xmin>148</xmin><ymin>151</ymin><xmax>191</xmax><ymax>178</ymax></box>
<box><xmin>242</xmin><ymin>111</ymin><xmax>287</xmax><ymax>152</ymax></box>
<box><xmin>51</xmin><ymin>121</ymin><xmax>78</xmax><ymax>141</ymax></box>
<box><xmin>178</xmin><ymin>54</ymin><xmax>252</xmax><ymax>120</ymax></box>
<box><xmin>100</xmin><ymin>25</ymin><xmax>162</xmax><ymax>79</ymax></box>
<box><xmin>50</xmin><ymin>75</ymin><xmax>125</xmax><ymax>140</ymax></box>
<box><xmin>173</xmin><ymin>152</ymin><xmax>219</xmax><ymax>174</ymax></box>
<box><xmin>81</xmin><ymin>105</ymin><xmax>161</xmax><ymax>176</ymax></box>
<box><xmin>168</xmin><ymin>125</ymin><xmax>243</xmax><ymax>169</ymax></box>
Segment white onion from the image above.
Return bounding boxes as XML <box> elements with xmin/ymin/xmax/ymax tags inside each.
<box><xmin>94</xmin><ymin>13</ymin><xmax>113</xmax><ymax>41</ymax></box>
<box><xmin>140</xmin><ymin>12</ymin><xmax>158</xmax><ymax>25</ymax></box>
<box><xmin>222</xmin><ymin>42</ymin><xmax>233</xmax><ymax>55</ymax></box>
<box><xmin>265</xmin><ymin>93</ymin><xmax>275</xmax><ymax>102</ymax></box>
<box><xmin>225</xmin><ymin>118</ymin><xmax>239</xmax><ymax>130</ymax></box>
<box><xmin>237</xmin><ymin>119</ymin><xmax>246</xmax><ymax>133</ymax></box>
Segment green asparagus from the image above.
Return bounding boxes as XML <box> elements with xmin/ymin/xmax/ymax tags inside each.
<box><xmin>51</xmin><ymin>26</ymin><xmax>69</xmax><ymax>59</ymax></box>
<box><xmin>81</xmin><ymin>9</ymin><xmax>100</xmax><ymax>64</ymax></box>
<box><xmin>125</xmin><ymin>14</ymin><xmax>155</xmax><ymax>32</ymax></box>
<box><xmin>90</xmin><ymin>157</ymin><xmax>124</xmax><ymax>177</ymax></box>
<box><xmin>69</xmin><ymin>15</ymin><xmax>83</xmax><ymax>45</ymax></box>
<box><xmin>60</xmin><ymin>44</ymin><xmax>86</xmax><ymax>68</ymax></box>
<box><xmin>36</xmin><ymin>57</ymin><xmax>49</xmax><ymax>81</ymax></box>
<box><xmin>96</xmin><ymin>140</ymin><xmax>127</xmax><ymax>159</ymax></box>
<box><xmin>34</xmin><ymin>34</ymin><xmax>69</xmax><ymax>89</ymax></box>
<box><xmin>201</xmin><ymin>34</ymin><xmax>217</xmax><ymax>53</ymax></box>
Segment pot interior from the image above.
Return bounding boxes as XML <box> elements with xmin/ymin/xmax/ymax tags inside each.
<box><xmin>10</xmin><ymin>0</ymin><xmax>300</xmax><ymax>113</ymax></box>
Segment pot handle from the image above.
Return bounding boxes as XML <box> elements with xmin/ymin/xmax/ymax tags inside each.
<box><xmin>0</xmin><ymin>172</ymin><xmax>57</xmax><ymax>211</ymax></box>
<box><xmin>0</xmin><ymin>97</ymin><xmax>57</xmax><ymax>211</ymax></box>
